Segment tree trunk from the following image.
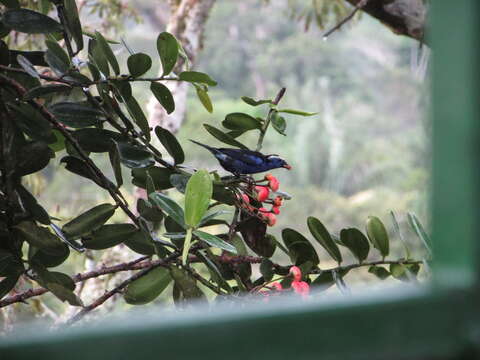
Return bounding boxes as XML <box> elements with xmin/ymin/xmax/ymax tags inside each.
<box><xmin>147</xmin><ymin>0</ymin><xmax>216</xmax><ymax>134</ymax></box>
<box><xmin>346</xmin><ymin>0</ymin><xmax>427</xmax><ymax>42</ymax></box>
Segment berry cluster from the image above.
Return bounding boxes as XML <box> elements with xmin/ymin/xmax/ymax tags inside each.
<box><xmin>259</xmin><ymin>266</ymin><xmax>310</xmax><ymax>300</ymax></box>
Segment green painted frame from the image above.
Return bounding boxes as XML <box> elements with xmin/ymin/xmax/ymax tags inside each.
<box><xmin>1</xmin><ymin>1</ymin><xmax>479</xmax><ymax>359</ymax></box>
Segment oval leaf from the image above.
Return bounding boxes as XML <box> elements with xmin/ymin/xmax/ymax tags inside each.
<box><xmin>49</xmin><ymin>102</ymin><xmax>104</xmax><ymax>128</ymax></box>
<box><xmin>149</xmin><ymin>192</ymin><xmax>185</xmax><ymax>228</ymax></box>
<box><xmin>62</xmin><ymin>203</ymin><xmax>116</xmax><ymax>238</ymax></box>
<box><xmin>193</xmin><ymin>231</ymin><xmax>237</xmax><ymax>253</ymax></box>
<box><xmin>203</xmin><ymin>124</ymin><xmax>249</xmax><ymax>150</ymax></box>
<box><xmin>83</xmin><ymin>224</ymin><xmax>137</xmax><ymax>250</ymax></box>
<box><xmin>154</xmin><ymin>126</ymin><xmax>184</xmax><ymax>164</ymax></box>
<box><xmin>157</xmin><ymin>32</ymin><xmax>178</xmax><ymax>76</ymax></box>
<box><xmin>127</xmin><ymin>52</ymin><xmax>151</xmax><ymax>77</ymax></box>
<box><xmin>282</xmin><ymin>228</ymin><xmax>319</xmax><ymax>266</ymax></box>
<box><xmin>307</xmin><ymin>217</ymin><xmax>342</xmax><ymax>263</ymax></box>
<box><xmin>223</xmin><ymin>112</ymin><xmax>261</xmax><ymax>131</ymax></box>
<box><xmin>184</xmin><ymin>170</ymin><xmax>212</xmax><ymax>228</ymax></box>
<box><xmin>366</xmin><ymin>216</ymin><xmax>390</xmax><ymax>258</ymax></box>
<box><xmin>339</xmin><ymin>228</ymin><xmax>370</xmax><ymax>263</ymax></box>
<box><xmin>3</xmin><ymin>9</ymin><xmax>62</xmax><ymax>34</ymax></box>
<box><xmin>115</xmin><ymin>141</ymin><xmax>154</xmax><ymax>169</ymax></box>
<box><xmin>150</xmin><ymin>82</ymin><xmax>175</xmax><ymax>114</ymax></box>
<box><xmin>94</xmin><ymin>31</ymin><xmax>120</xmax><ymax>75</ymax></box>
<box><xmin>124</xmin><ymin>267</ymin><xmax>171</xmax><ymax>305</ymax></box>
<box><xmin>178</xmin><ymin>71</ymin><xmax>217</xmax><ymax>86</ymax></box>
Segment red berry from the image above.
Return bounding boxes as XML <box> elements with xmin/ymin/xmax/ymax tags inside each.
<box><xmin>291</xmin><ymin>281</ymin><xmax>310</xmax><ymax>298</ymax></box>
<box><xmin>268</xmin><ymin>177</ymin><xmax>280</xmax><ymax>192</ymax></box>
<box><xmin>258</xmin><ymin>207</ymin><xmax>269</xmax><ymax>213</ymax></box>
<box><xmin>265</xmin><ymin>213</ymin><xmax>276</xmax><ymax>226</ymax></box>
<box><xmin>271</xmin><ymin>206</ymin><xmax>280</xmax><ymax>215</ymax></box>
<box><xmin>254</xmin><ymin>186</ymin><xmax>270</xmax><ymax>202</ymax></box>
<box><xmin>289</xmin><ymin>266</ymin><xmax>302</xmax><ymax>282</ymax></box>
<box><xmin>273</xmin><ymin>196</ymin><xmax>283</xmax><ymax>207</ymax></box>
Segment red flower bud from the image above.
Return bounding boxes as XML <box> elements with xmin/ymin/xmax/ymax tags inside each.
<box><xmin>291</xmin><ymin>281</ymin><xmax>310</xmax><ymax>298</ymax></box>
<box><xmin>273</xmin><ymin>196</ymin><xmax>283</xmax><ymax>207</ymax></box>
<box><xmin>265</xmin><ymin>173</ymin><xmax>274</xmax><ymax>180</ymax></box>
<box><xmin>258</xmin><ymin>207</ymin><xmax>269</xmax><ymax>213</ymax></box>
<box><xmin>254</xmin><ymin>186</ymin><xmax>270</xmax><ymax>202</ymax></box>
<box><xmin>265</xmin><ymin>213</ymin><xmax>276</xmax><ymax>226</ymax></box>
<box><xmin>289</xmin><ymin>266</ymin><xmax>302</xmax><ymax>282</ymax></box>
<box><xmin>271</xmin><ymin>206</ymin><xmax>280</xmax><ymax>215</ymax></box>
<box><xmin>268</xmin><ymin>177</ymin><xmax>280</xmax><ymax>192</ymax></box>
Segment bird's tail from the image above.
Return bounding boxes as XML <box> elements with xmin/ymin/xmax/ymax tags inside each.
<box><xmin>190</xmin><ymin>139</ymin><xmax>216</xmax><ymax>152</ymax></box>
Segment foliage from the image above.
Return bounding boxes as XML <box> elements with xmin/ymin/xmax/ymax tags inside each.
<box><xmin>0</xmin><ymin>1</ymin><xmax>428</xmax><ymax>321</ymax></box>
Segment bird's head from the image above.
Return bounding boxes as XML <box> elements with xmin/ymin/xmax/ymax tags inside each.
<box><xmin>267</xmin><ymin>156</ymin><xmax>292</xmax><ymax>170</ymax></box>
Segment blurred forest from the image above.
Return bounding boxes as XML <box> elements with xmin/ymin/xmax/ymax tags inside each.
<box><xmin>38</xmin><ymin>1</ymin><xmax>430</xmax><ymax>258</ymax></box>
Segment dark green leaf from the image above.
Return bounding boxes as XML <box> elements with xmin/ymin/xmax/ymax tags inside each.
<box><xmin>307</xmin><ymin>217</ymin><xmax>342</xmax><ymax>263</ymax></box>
<box><xmin>72</xmin><ymin>128</ymin><xmax>124</xmax><ymax>153</ymax></box>
<box><xmin>7</xmin><ymin>103</ymin><xmax>54</xmax><ymax>143</ymax></box>
<box><xmin>184</xmin><ymin>170</ymin><xmax>212</xmax><ymax>228</ymax></box>
<box><xmin>156</xmin><ymin>32</ymin><xmax>178</xmax><ymax>76</ymax></box>
<box><xmin>339</xmin><ymin>228</ymin><xmax>370</xmax><ymax>263</ymax></box>
<box><xmin>15</xmin><ymin>141</ymin><xmax>53</xmax><ymax>176</ymax></box>
<box><xmin>3</xmin><ymin>9</ymin><xmax>62</xmax><ymax>34</ymax></box>
<box><xmin>23</xmin><ymin>84</ymin><xmax>72</xmax><ymax>100</ymax></box>
<box><xmin>124</xmin><ymin>96</ymin><xmax>150</xmax><ymax>141</ymax></box>
<box><xmin>368</xmin><ymin>265</ymin><xmax>390</xmax><ymax>280</ymax></box>
<box><xmin>64</xmin><ymin>0</ymin><xmax>83</xmax><ymax>52</ymax></box>
<box><xmin>128</xmin><ymin>53</ymin><xmax>152</xmax><ymax>77</ymax></box>
<box><xmin>178</xmin><ymin>71</ymin><xmax>217</xmax><ymax>86</ymax></box>
<box><xmin>150</xmin><ymin>82</ymin><xmax>175</xmax><ymax>114</ymax></box>
<box><xmin>170</xmin><ymin>267</ymin><xmax>206</xmax><ymax>300</ymax></box>
<box><xmin>50</xmin><ymin>223</ymin><xmax>84</xmax><ymax>252</ymax></box>
<box><xmin>16</xmin><ymin>185</ymin><xmax>50</xmax><ymax>225</ymax></box>
<box><xmin>193</xmin><ymin>230</ymin><xmax>237</xmax><ymax>253</ymax></box>
<box><xmin>137</xmin><ymin>199</ymin><xmax>163</xmax><ymax>222</ymax></box>
<box><xmin>115</xmin><ymin>142</ymin><xmax>154</xmax><ymax>169</ymax></box>
<box><xmin>241</xmin><ymin>96</ymin><xmax>271</xmax><ymax>106</ymax></box>
<box><xmin>83</xmin><ymin>224</ymin><xmax>137</xmax><ymax>250</ymax></box>
<box><xmin>109</xmin><ymin>144</ymin><xmax>123</xmax><ymax>187</ymax></box>
<box><xmin>282</xmin><ymin>228</ymin><xmax>319</xmax><ymax>266</ymax></box>
<box><xmin>149</xmin><ymin>192</ymin><xmax>185</xmax><ymax>228</ymax></box>
<box><xmin>0</xmin><ymin>0</ymin><xmax>20</xmax><ymax>8</ymax></box>
<box><xmin>260</xmin><ymin>258</ymin><xmax>274</xmax><ymax>282</ymax></box>
<box><xmin>223</xmin><ymin>112</ymin><xmax>261</xmax><ymax>131</ymax></box>
<box><xmin>271</xmin><ymin>111</ymin><xmax>286</xmax><ymax>135</ymax></box>
<box><xmin>277</xmin><ymin>108</ymin><xmax>317</xmax><ymax>116</ymax></box>
<box><xmin>62</xmin><ymin>203</ymin><xmax>116</xmax><ymax>238</ymax></box>
<box><xmin>17</xmin><ymin>54</ymin><xmax>39</xmax><ymax>78</ymax></box>
<box><xmin>0</xmin><ymin>274</ymin><xmax>20</xmax><ymax>299</ymax></box>
<box><xmin>124</xmin><ymin>267</ymin><xmax>171</xmax><ymax>305</ymax></box>
<box><xmin>88</xmin><ymin>39</ymin><xmax>109</xmax><ymax>77</ymax></box>
<box><xmin>14</xmin><ymin>221</ymin><xmax>62</xmax><ymax>252</ymax></box>
<box><xmin>29</xmin><ymin>244</ymin><xmax>70</xmax><ymax>268</ymax></box>
<box><xmin>131</xmin><ymin>166</ymin><xmax>174</xmax><ymax>191</ymax></box>
<box><xmin>47</xmin><ymin>283</ymin><xmax>83</xmax><ymax>306</ymax></box>
<box><xmin>45</xmin><ymin>39</ymin><xmax>70</xmax><ymax>68</ymax></box>
<box><xmin>124</xmin><ymin>231</ymin><xmax>155</xmax><ymax>255</ymax></box>
<box><xmin>94</xmin><ymin>31</ymin><xmax>119</xmax><ymax>75</ymax></box>
<box><xmin>10</xmin><ymin>50</ymin><xmax>48</xmax><ymax>66</ymax></box>
<box><xmin>366</xmin><ymin>216</ymin><xmax>390</xmax><ymax>258</ymax></box>
<box><xmin>203</xmin><ymin>124</ymin><xmax>249</xmax><ymax>150</ymax></box>
<box><xmin>154</xmin><ymin>126</ymin><xmax>184</xmax><ymax>164</ymax></box>
<box><xmin>49</xmin><ymin>102</ymin><xmax>104</xmax><ymax>128</ymax></box>
<box><xmin>61</xmin><ymin>156</ymin><xmax>115</xmax><ymax>190</ymax></box>
<box><xmin>195</xmin><ymin>86</ymin><xmax>213</xmax><ymax>113</ymax></box>
<box><xmin>44</xmin><ymin>49</ymin><xmax>69</xmax><ymax>76</ymax></box>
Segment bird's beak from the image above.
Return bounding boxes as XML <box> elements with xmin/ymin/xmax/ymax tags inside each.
<box><xmin>283</xmin><ymin>164</ymin><xmax>292</xmax><ymax>170</ymax></box>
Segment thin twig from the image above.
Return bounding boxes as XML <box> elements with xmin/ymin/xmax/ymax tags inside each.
<box><xmin>256</xmin><ymin>87</ymin><xmax>286</xmax><ymax>151</ymax></box>
<box><xmin>323</xmin><ymin>0</ymin><xmax>368</xmax><ymax>39</ymax></box>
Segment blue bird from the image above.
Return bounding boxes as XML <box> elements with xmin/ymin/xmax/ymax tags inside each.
<box><xmin>190</xmin><ymin>140</ymin><xmax>291</xmax><ymax>175</ymax></box>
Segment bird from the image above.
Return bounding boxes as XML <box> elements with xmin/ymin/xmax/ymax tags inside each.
<box><xmin>190</xmin><ymin>140</ymin><xmax>291</xmax><ymax>175</ymax></box>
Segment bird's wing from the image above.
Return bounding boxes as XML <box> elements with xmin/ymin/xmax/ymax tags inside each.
<box><xmin>219</xmin><ymin>148</ymin><xmax>266</xmax><ymax>166</ymax></box>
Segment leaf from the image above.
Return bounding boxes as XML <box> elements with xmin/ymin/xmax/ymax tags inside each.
<box><xmin>61</xmin><ymin>156</ymin><xmax>115</xmax><ymax>190</ymax></box>
<box><xmin>277</xmin><ymin>109</ymin><xmax>317</xmax><ymax>116</ymax></box>
<box><xmin>184</xmin><ymin>170</ymin><xmax>212</xmax><ymax>228</ymax></box>
<box><xmin>15</xmin><ymin>141</ymin><xmax>53</xmax><ymax>176</ymax></box>
<box><xmin>203</xmin><ymin>124</ymin><xmax>249</xmax><ymax>150</ymax></box>
<box><xmin>271</xmin><ymin>112</ymin><xmax>286</xmax><ymax>135</ymax></box>
<box><xmin>8</xmin><ymin>103</ymin><xmax>54</xmax><ymax>143</ymax></box>
<box><xmin>0</xmin><ymin>0</ymin><xmax>20</xmax><ymax>8</ymax></box>
<box><xmin>195</xmin><ymin>251</ymin><xmax>232</xmax><ymax>292</ymax></box>
<box><xmin>150</xmin><ymin>82</ymin><xmax>175</xmax><ymax>114</ymax></box>
<box><xmin>94</xmin><ymin>31</ymin><xmax>120</xmax><ymax>75</ymax></box>
<box><xmin>109</xmin><ymin>144</ymin><xmax>123</xmax><ymax>187</ymax></box>
<box><xmin>390</xmin><ymin>211</ymin><xmax>411</xmax><ymax>259</ymax></box>
<box><xmin>28</xmin><ymin>244</ymin><xmax>69</xmax><ymax>268</ymax></box>
<box><xmin>124</xmin><ymin>96</ymin><xmax>150</xmax><ymax>141</ymax></box>
<box><xmin>73</xmin><ymin>128</ymin><xmax>125</xmax><ymax>153</ymax></box>
<box><xmin>307</xmin><ymin>217</ymin><xmax>342</xmax><ymax>263</ymax></box>
<box><xmin>156</xmin><ymin>32</ymin><xmax>178</xmax><ymax>76</ymax></box>
<box><xmin>339</xmin><ymin>228</ymin><xmax>370</xmax><ymax>263</ymax></box>
<box><xmin>23</xmin><ymin>84</ymin><xmax>72</xmax><ymax>100</ymax></box>
<box><xmin>115</xmin><ymin>141</ymin><xmax>154</xmax><ymax>169</ymax></box>
<box><xmin>48</xmin><ymin>102</ymin><xmax>104</xmax><ymax>128</ymax></box>
<box><xmin>131</xmin><ymin>167</ymin><xmax>174</xmax><ymax>191</ymax></box>
<box><xmin>44</xmin><ymin>48</ymin><xmax>69</xmax><ymax>76</ymax></box>
<box><xmin>88</xmin><ymin>39</ymin><xmax>109</xmax><ymax>77</ymax></box>
<box><xmin>154</xmin><ymin>126</ymin><xmax>184</xmax><ymax>164</ymax></box>
<box><xmin>62</xmin><ymin>203</ymin><xmax>116</xmax><ymax>238</ymax></box>
<box><xmin>178</xmin><ymin>71</ymin><xmax>217</xmax><ymax>86</ymax></box>
<box><xmin>368</xmin><ymin>265</ymin><xmax>390</xmax><ymax>280</ymax></box>
<box><xmin>169</xmin><ymin>267</ymin><xmax>206</xmax><ymax>300</ymax></box>
<box><xmin>50</xmin><ymin>223</ymin><xmax>84</xmax><ymax>252</ymax></box>
<box><xmin>124</xmin><ymin>267</ymin><xmax>171</xmax><ymax>305</ymax></box>
<box><xmin>14</xmin><ymin>221</ymin><xmax>65</xmax><ymax>255</ymax></box>
<box><xmin>83</xmin><ymin>224</ymin><xmax>137</xmax><ymax>250</ymax></box>
<box><xmin>3</xmin><ymin>9</ymin><xmax>62</xmax><ymax>34</ymax></box>
<box><xmin>16</xmin><ymin>185</ymin><xmax>50</xmax><ymax>225</ymax></box>
<box><xmin>128</xmin><ymin>53</ymin><xmax>152</xmax><ymax>77</ymax></box>
<box><xmin>390</xmin><ymin>263</ymin><xmax>420</xmax><ymax>282</ymax></box>
<box><xmin>407</xmin><ymin>212</ymin><xmax>432</xmax><ymax>255</ymax></box>
<box><xmin>195</xmin><ymin>86</ymin><xmax>213</xmax><ymax>113</ymax></box>
<box><xmin>241</xmin><ymin>96</ymin><xmax>271</xmax><ymax>106</ymax></box>
<box><xmin>149</xmin><ymin>192</ymin><xmax>185</xmax><ymax>228</ymax></box>
<box><xmin>181</xmin><ymin>228</ymin><xmax>193</xmax><ymax>265</ymax></box>
<box><xmin>366</xmin><ymin>216</ymin><xmax>390</xmax><ymax>258</ymax></box>
<box><xmin>0</xmin><ymin>274</ymin><xmax>20</xmax><ymax>300</ymax></box>
<box><xmin>64</xmin><ymin>0</ymin><xmax>83</xmax><ymax>52</ymax></box>
<box><xmin>45</xmin><ymin>39</ymin><xmax>70</xmax><ymax>69</ymax></box>
<box><xmin>124</xmin><ymin>231</ymin><xmax>155</xmax><ymax>255</ymax></box>
<box><xmin>47</xmin><ymin>283</ymin><xmax>83</xmax><ymax>306</ymax></box>
<box><xmin>260</xmin><ymin>258</ymin><xmax>274</xmax><ymax>282</ymax></box>
<box><xmin>193</xmin><ymin>231</ymin><xmax>237</xmax><ymax>253</ymax></box>
<box><xmin>137</xmin><ymin>199</ymin><xmax>163</xmax><ymax>222</ymax></box>
<box><xmin>312</xmin><ymin>269</ymin><xmax>350</xmax><ymax>290</ymax></box>
<box><xmin>282</xmin><ymin>228</ymin><xmax>319</xmax><ymax>266</ymax></box>
<box><xmin>16</xmin><ymin>54</ymin><xmax>39</xmax><ymax>78</ymax></box>
<box><xmin>223</xmin><ymin>112</ymin><xmax>261</xmax><ymax>131</ymax></box>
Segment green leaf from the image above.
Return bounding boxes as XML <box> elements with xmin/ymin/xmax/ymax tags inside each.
<box><xmin>72</xmin><ymin>128</ymin><xmax>125</xmax><ymax>153</ymax></box>
<box><xmin>137</xmin><ymin>199</ymin><xmax>163</xmax><ymax>222</ymax></box>
<box><xmin>150</xmin><ymin>82</ymin><xmax>175</xmax><ymax>114</ymax></box>
<box><xmin>260</xmin><ymin>258</ymin><xmax>274</xmax><ymax>282</ymax></box>
<box><xmin>17</xmin><ymin>54</ymin><xmax>39</xmax><ymax>78</ymax></box>
<box><xmin>0</xmin><ymin>0</ymin><xmax>20</xmax><ymax>8</ymax></box>
<box><xmin>282</xmin><ymin>228</ymin><xmax>319</xmax><ymax>266</ymax></box>
<box><xmin>124</xmin><ymin>231</ymin><xmax>155</xmax><ymax>255</ymax></box>
<box><xmin>155</xmin><ymin>126</ymin><xmax>184</xmax><ymax>164</ymax></box>
<box><xmin>115</xmin><ymin>141</ymin><xmax>154</xmax><ymax>169</ymax></box>
<box><xmin>124</xmin><ymin>96</ymin><xmax>150</xmax><ymax>141</ymax></box>
<box><xmin>271</xmin><ymin>111</ymin><xmax>286</xmax><ymax>135</ymax></box>
<box><xmin>241</xmin><ymin>96</ymin><xmax>271</xmax><ymax>106</ymax></box>
<box><xmin>46</xmin><ymin>283</ymin><xmax>83</xmax><ymax>306</ymax></box>
<box><xmin>368</xmin><ymin>265</ymin><xmax>390</xmax><ymax>280</ymax></box>
<box><xmin>223</xmin><ymin>112</ymin><xmax>261</xmax><ymax>131</ymax></box>
<box><xmin>169</xmin><ymin>267</ymin><xmax>206</xmax><ymax>300</ymax></box>
<box><xmin>45</xmin><ymin>39</ymin><xmax>70</xmax><ymax>69</ymax></box>
<box><xmin>88</xmin><ymin>39</ymin><xmax>109</xmax><ymax>77</ymax></box>
<box><xmin>178</xmin><ymin>71</ymin><xmax>217</xmax><ymax>86</ymax></box>
<box><xmin>407</xmin><ymin>212</ymin><xmax>432</xmax><ymax>255</ymax></box>
<box><xmin>64</xmin><ymin>0</ymin><xmax>83</xmax><ymax>52</ymax></box>
<box><xmin>277</xmin><ymin>109</ymin><xmax>317</xmax><ymax>116</ymax></box>
<box><xmin>131</xmin><ymin>166</ymin><xmax>174</xmax><ymax>191</ymax></box>
<box><xmin>61</xmin><ymin>156</ymin><xmax>115</xmax><ymax>190</ymax></box>
<box><xmin>156</xmin><ymin>32</ymin><xmax>178</xmax><ymax>76</ymax></box>
<box><xmin>390</xmin><ymin>263</ymin><xmax>420</xmax><ymax>282</ymax></box>
<box><xmin>366</xmin><ymin>216</ymin><xmax>390</xmax><ymax>258</ymax></box>
<box><xmin>49</xmin><ymin>102</ymin><xmax>104</xmax><ymax>128</ymax></box>
<box><xmin>203</xmin><ymin>124</ymin><xmax>249</xmax><ymax>150</ymax></box>
<box><xmin>8</xmin><ymin>103</ymin><xmax>54</xmax><ymax>143</ymax></box>
<box><xmin>149</xmin><ymin>192</ymin><xmax>185</xmax><ymax>228</ymax></box>
<box><xmin>83</xmin><ymin>224</ymin><xmax>137</xmax><ymax>250</ymax></box>
<box><xmin>23</xmin><ymin>84</ymin><xmax>72</xmax><ymax>100</ymax></box>
<box><xmin>14</xmin><ymin>221</ymin><xmax>64</xmax><ymax>254</ymax></box>
<box><xmin>3</xmin><ymin>9</ymin><xmax>62</xmax><ymax>34</ymax></box>
<box><xmin>109</xmin><ymin>143</ymin><xmax>123</xmax><ymax>187</ymax></box>
<box><xmin>0</xmin><ymin>274</ymin><xmax>20</xmax><ymax>300</ymax></box>
<box><xmin>94</xmin><ymin>31</ymin><xmax>120</xmax><ymax>75</ymax></box>
<box><xmin>124</xmin><ymin>267</ymin><xmax>171</xmax><ymax>305</ymax></box>
<box><xmin>44</xmin><ymin>48</ymin><xmax>69</xmax><ymax>76</ymax></box>
<box><xmin>193</xmin><ymin>231</ymin><xmax>237</xmax><ymax>254</ymax></box>
<box><xmin>307</xmin><ymin>217</ymin><xmax>342</xmax><ymax>263</ymax></box>
<box><xmin>184</xmin><ymin>170</ymin><xmax>212</xmax><ymax>228</ymax></box>
<box><xmin>390</xmin><ymin>211</ymin><xmax>411</xmax><ymax>259</ymax></box>
<box><xmin>62</xmin><ymin>203</ymin><xmax>116</xmax><ymax>238</ymax></box>
<box><xmin>50</xmin><ymin>223</ymin><xmax>84</xmax><ymax>252</ymax></box>
<box><xmin>29</xmin><ymin>244</ymin><xmax>70</xmax><ymax>268</ymax></box>
<box><xmin>195</xmin><ymin>86</ymin><xmax>213</xmax><ymax>113</ymax></box>
<box><xmin>128</xmin><ymin>53</ymin><xmax>152</xmax><ymax>77</ymax></box>
<box><xmin>181</xmin><ymin>228</ymin><xmax>193</xmax><ymax>265</ymax></box>
<box><xmin>15</xmin><ymin>141</ymin><xmax>53</xmax><ymax>176</ymax></box>
<box><xmin>339</xmin><ymin>228</ymin><xmax>370</xmax><ymax>263</ymax></box>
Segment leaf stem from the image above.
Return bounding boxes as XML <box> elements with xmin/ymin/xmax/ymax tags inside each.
<box><xmin>256</xmin><ymin>87</ymin><xmax>286</xmax><ymax>152</ymax></box>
